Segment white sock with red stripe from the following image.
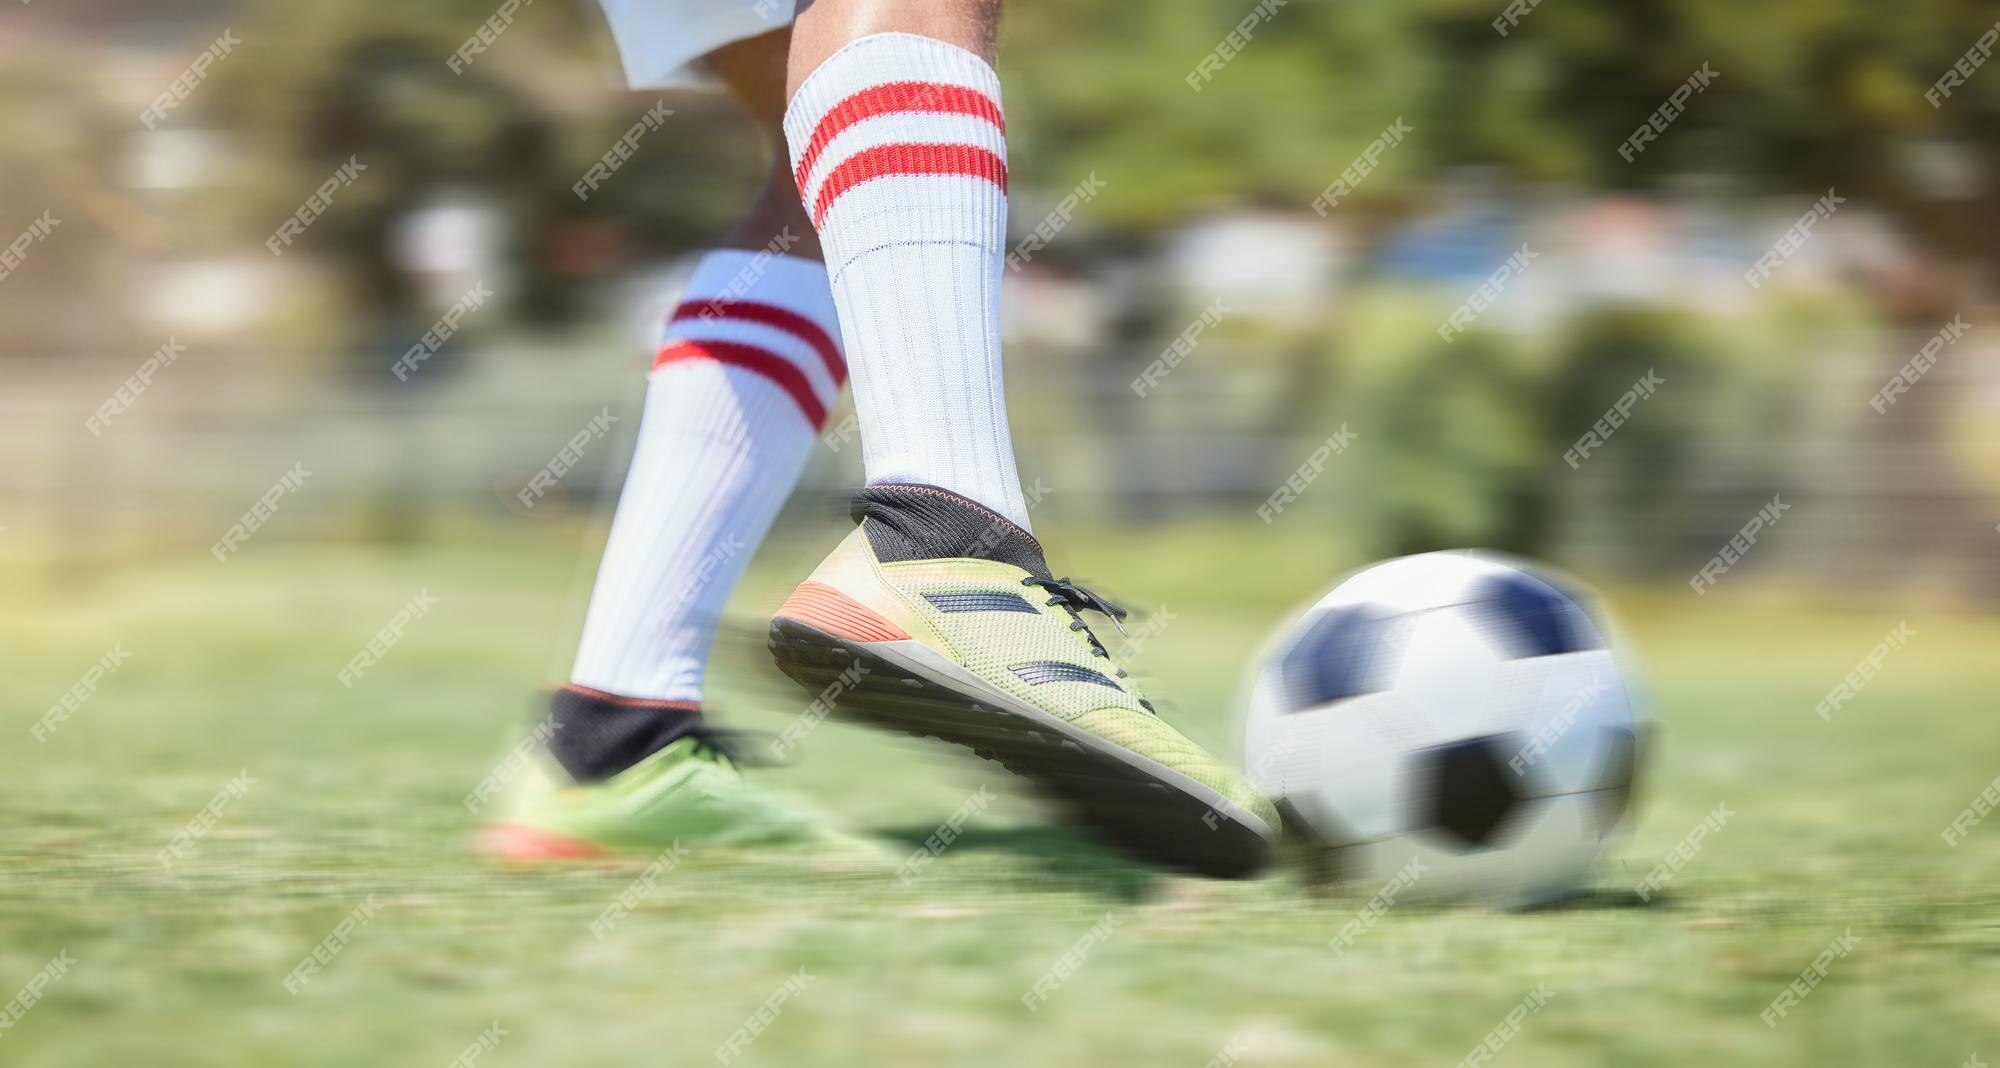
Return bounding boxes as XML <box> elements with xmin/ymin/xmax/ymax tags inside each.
<box><xmin>783</xmin><ymin>33</ymin><xmax>1032</xmax><ymax>531</ymax></box>
<box><xmin>568</xmin><ymin>249</ymin><xmax>845</xmax><ymax>703</ymax></box>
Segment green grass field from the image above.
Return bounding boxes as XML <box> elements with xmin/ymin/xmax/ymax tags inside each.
<box><xmin>2</xmin><ymin>521</ymin><xmax>1995</xmax><ymax>1067</ymax></box>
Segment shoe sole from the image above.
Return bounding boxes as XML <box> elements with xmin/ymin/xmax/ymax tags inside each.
<box><xmin>768</xmin><ymin>615</ymin><xmax>1274</xmax><ymax>878</ymax></box>
<box><xmin>477</xmin><ymin>822</ymin><xmax>609</xmax><ymax>862</ymax></box>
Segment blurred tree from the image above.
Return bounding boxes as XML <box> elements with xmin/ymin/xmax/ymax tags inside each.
<box><xmin>1003</xmin><ymin>0</ymin><xmax>1429</xmax><ymax>229</ymax></box>
<box><xmin>1413</xmin><ymin>1</ymin><xmax>1995</xmax><ymax>279</ymax></box>
<box><xmin>1008</xmin><ymin>0</ymin><xmax>2000</xmax><ymax>273</ymax></box>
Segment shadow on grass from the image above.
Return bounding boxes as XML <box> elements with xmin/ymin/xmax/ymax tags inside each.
<box><xmin>1281</xmin><ymin>845</ymin><xmax>1677</xmax><ymax>912</ymax></box>
<box><xmin>1516</xmin><ymin>886</ymin><xmax>1675</xmax><ymax>912</ymax></box>
<box><xmin>869</xmin><ymin>823</ymin><xmax>1164</xmax><ymax>901</ymax></box>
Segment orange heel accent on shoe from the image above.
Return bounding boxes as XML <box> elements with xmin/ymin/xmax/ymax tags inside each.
<box><xmin>479</xmin><ymin>823</ymin><xmax>608</xmax><ymax>861</ymax></box>
<box><xmin>776</xmin><ymin>581</ymin><xmax>909</xmax><ymax>643</ymax></box>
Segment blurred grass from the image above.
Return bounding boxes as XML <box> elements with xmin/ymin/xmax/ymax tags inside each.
<box><xmin>0</xmin><ymin>520</ymin><xmax>1995</xmax><ymax>1067</ymax></box>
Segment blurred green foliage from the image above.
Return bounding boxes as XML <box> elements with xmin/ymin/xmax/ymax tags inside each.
<box><xmin>146</xmin><ymin>0</ymin><xmax>2000</xmax><ymax>243</ymax></box>
<box><xmin>1274</xmin><ymin>289</ymin><xmax>1880</xmax><ymax>572</ymax></box>
<box><xmin>1003</xmin><ymin>0</ymin><xmax>2000</xmax><ymax>247</ymax></box>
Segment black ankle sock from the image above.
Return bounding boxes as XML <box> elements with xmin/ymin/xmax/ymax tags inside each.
<box><xmin>851</xmin><ymin>482</ymin><xmax>1052</xmax><ymax>577</ymax></box>
<box><xmin>544</xmin><ymin>684</ymin><xmax>704</xmax><ymax>783</ymax></box>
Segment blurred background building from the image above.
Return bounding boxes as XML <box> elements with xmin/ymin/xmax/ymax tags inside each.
<box><xmin>5</xmin><ymin>0</ymin><xmax>1998</xmax><ymax>598</ymax></box>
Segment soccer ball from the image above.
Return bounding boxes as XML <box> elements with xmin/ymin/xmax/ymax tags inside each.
<box><xmin>1241</xmin><ymin>550</ymin><xmax>1646</xmax><ymax>906</ymax></box>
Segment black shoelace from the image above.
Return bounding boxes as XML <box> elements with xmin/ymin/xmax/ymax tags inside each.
<box><xmin>1021</xmin><ymin>575</ymin><xmax>1157</xmax><ymax>712</ymax></box>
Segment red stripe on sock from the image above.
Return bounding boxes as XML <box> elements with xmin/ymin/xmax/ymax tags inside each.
<box><xmin>793</xmin><ymin>81</ymin><xmax>1004</xmax><ymax>195</ymax></box>
<box><xmin>653</xmin><ymin>340</ymin><xmax>829</xmax><ymax>428</ymax></box>
<box><xmin>671</xmin><ymin>299</ymin><xmax>845</xmax><ymax>385</ymax></box>
<box><xmin>810</xmin><ymin>143</ymin><xmax>1007</xmax><ymax>226</ymax></box>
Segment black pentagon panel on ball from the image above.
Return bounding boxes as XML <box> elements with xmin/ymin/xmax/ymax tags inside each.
<box><xmin>1410</xmin><ymin>735</ymin><xmax>1529</xmax><ymax>850</ymax></box>
<box><xmin>1274</xmin><ymin>605</ymin><xmax>1399</xmax><ymax>713</ymax></box>
<box><xmin>1464</xmin><ymin>572</ymin><xmax>1605</xmax><ymax>659</ymax></box>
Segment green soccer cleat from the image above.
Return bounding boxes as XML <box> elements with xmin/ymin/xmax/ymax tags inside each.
<box><xmin>769</xmin><ymin>483</ymin><xmax>1280</xmax><ymax>878</ymax></box>
<box><xmin>478</xmin><ymin>732</ymin><xmax>868</xmax><ymax>863</ymax></box>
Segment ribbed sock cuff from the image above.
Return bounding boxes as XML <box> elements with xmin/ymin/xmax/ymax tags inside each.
<box><xmin>545</xmin><ymin>683</ymin><xmax>703</xmax><ymax>783</ymax></box>
<box><xmin>782</xmin><ymin>32</ymin><xmax>1009</xmax><ymax>252</ymax></box>
<box><xmin>853</xmin><ymin>482</ymin><xmax>1050</xmax><ymax>577</ymax></box>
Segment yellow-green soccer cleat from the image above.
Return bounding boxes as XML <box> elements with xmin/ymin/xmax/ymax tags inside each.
<box><xmin>479</xmin><ymin>715</ymin><xmax>864</xmax><ymax>863</ymax></box>
<box><xmin>769</xmin><ymin>483</ymin><xmax>1280</xmax><ymax>877</ymax></box>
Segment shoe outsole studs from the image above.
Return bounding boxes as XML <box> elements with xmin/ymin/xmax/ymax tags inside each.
<box><xmin>768</xmin><ymin>617</ymin><xmax>1272</xmax><ymax>879</ymax></box>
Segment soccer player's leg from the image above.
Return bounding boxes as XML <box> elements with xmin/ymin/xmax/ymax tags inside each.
<box><xmin>482</xmin><ymin>24</ymin><xmax>865</xmax><ymax>863</ymax></box>
<box><xmin>766</xmin><ymin>0</ymin><xmax>1281</xmax><ymax>877</ymax></box>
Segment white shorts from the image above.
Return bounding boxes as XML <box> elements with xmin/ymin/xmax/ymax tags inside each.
<box><xmin>594</xmin><ymin>0</ymin><xmax>794</xmax><ymax>90</ymax></box>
